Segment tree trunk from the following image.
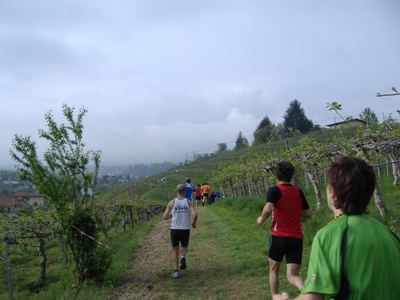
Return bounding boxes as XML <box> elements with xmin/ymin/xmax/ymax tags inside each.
<box><xmin>60</xmin><ymin>235</ymin><xmax>68</xmax><ymax>263</ymax></box>
<box><xmin>373</xmin><ymin>185</ymin><xmax>388</xmax><ymax>217</ymax></box>
<box><xmin>247</xmin><ymin>179</ymin><xmax>252</xmax><ymax>197</ymax></box>
<box><xmin>252</xmin><ymin>179</ymin><xmax>261</xmax><ymax>197</ymax></box>
<box><xmin>122</xmin><ymin>215</ymin><xmax>126</xmax><ymax>232</ymax></box>
<box><xmin>263</xmin><ymin>173</ymin><xmax>269</xmax><ymax>195</ymax></box>
<box><xmin>305</xmin><ymin>170</ymin><xmax>323</xmax><ymax>209</ymax></box>
<box><xmin>38</xmin><ymin>238</ymin><xmax>47</xmax><ymax>283</ymax></box>
<box><xmin>226</xmin><ymin>179</ymin><xmax>234</xmax><ymax>197</ymax></box>
<box><xmin>389</xmin><ymin>152</ymin><xmax>400</xmax><ymax>186</ymax></box>
<box><xmin>128</xmin><ymin>205</ymin><xmax>134</xmax><ymax>228</ymax></box>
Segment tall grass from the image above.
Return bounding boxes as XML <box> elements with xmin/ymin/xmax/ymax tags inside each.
<box><xmin>0</xmin><ymin>217</ymin><xmax>159</xmax><ymax>300</ymax></box>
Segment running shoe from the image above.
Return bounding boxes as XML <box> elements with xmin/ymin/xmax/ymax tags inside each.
<box><xmin>171</xmin><ymin>271</ymin><xmax>179</xmax><ymax>278</ymax></box>
<box><xmin>180</xmin><ymin>256</ymin><xmax>187</xmax><ymax>270</ymax></box>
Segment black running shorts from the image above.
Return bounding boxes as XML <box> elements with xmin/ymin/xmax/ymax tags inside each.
<box><xmin>170</xmin><ymin>229</ymin><xmax>190</xmax><ymax>247</ymax></box>
<box><xmin>268</xmin><ymin>235</ymin><xmax>303</xmax><ymax>264</ymax></box>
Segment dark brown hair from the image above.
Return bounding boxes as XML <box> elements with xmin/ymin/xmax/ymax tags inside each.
<box><xmin>328</xmin><ymin>156</ymin><xmax>376</xmax><ymax>215</ymax></box>
<box><xmin>275</xmin><ymin>162</ymin><xmax>295</xmax><ymax>182</ymax></box>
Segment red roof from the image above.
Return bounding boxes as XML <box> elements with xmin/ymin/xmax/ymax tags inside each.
<box><xmin>0</xmin><ymin>195</ymin><xmax>23</xmax><ymax>206</ymax></box>
<box><xmin>13</xmin><ymin>192</ymin><xmax>29</xmax><ymax>197</ymax></box>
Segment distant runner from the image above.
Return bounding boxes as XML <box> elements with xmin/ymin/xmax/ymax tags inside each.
<box><xmin>194</xmin><ymin>184</ymin><xmax>202</xmax><ymax>207</ymax></box>
<box><xmin>184</xmin><ymin>178</ymin><xmax>195</xmax><ymax>201</ymax></box>
<box><xmin>201</xmin><ymin>182</ymin><xmax>210</xmax><ymax>206</ymax></box>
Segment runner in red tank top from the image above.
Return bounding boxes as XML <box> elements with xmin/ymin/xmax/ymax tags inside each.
<box><xmin>257</xmin><ymin>162</ymin><xmax>311</xmax><ymax>298</ymax></box>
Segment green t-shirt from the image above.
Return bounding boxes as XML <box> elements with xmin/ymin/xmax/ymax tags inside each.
<box><xmin>302</xmin><ymin>214</ymin><xmax>400</xmax><ymax>299</ymax></box>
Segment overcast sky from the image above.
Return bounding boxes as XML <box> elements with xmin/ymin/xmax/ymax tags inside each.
<box><xmin>1</xmin><ymin>0</ymin><xmax>400</xmax><ymax>169</ymax></box>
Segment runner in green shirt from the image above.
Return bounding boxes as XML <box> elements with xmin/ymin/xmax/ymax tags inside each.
<box><xmin>273</xmin><ymin>156</ymin><xmax>400</xmax><ymax>300</ymax></box>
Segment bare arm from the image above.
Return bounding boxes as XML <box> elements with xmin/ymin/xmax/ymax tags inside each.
<box><xmin>257</xmin><ymin>202</ymin><xmax>274</xmax><ymax>225</ymax></box>
<box><xmin>302</xmin><ymin>208</ymin><xmax>312</xmax><ymax>218</ymax></box>
<box><xmin>189</xmin><ymin>201</ymin><xmax>198</xmax><ymax>228</ymax></box>
<box><xmin>163</xmin><ymin>200</ymin><xmax>173</xmax><ymax>220</ymax></box>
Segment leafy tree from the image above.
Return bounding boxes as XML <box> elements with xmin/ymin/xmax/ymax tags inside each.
<box><xmin>385</xmin><ymin>113</ymin><xmax>398</xmax><ymax>125</ymax></box>
<box><xmin>10</xmin><ymin>104</ymin><xmax>111</xmax><ymax>285</ymax></box>
<box><xmin>215</xmin><ymin>143</ymin><xmax>228</xmax><ymax>154</ymax></box>
<box><xmin>253</xmin><ymin>115</ymin><xmax>274</xmax><ymax>145</ymax></box>
<box><xmin>256</xmin><ymin>115</ymin><xmax>272</xmax><ymax>130</ymax></box>
<box><xmin>359</xmin><ymin>107</ymin><xmax>379</xmax><ymax>125</ymax></box>
<box><xmin>283</xmin><ymin>99</ymin><xmax>313</xmax><ymax>133</ymax></box>
<box><xmin>326</xmin><ymin>101</ymin><xmax>356</xmax><ymax>128</ymax></box>
<box><xmin>270</xmin><ymin>123</ymin><xmax>285</xmax><ymax>139</ymax></box>
<box><xmin>234</xmin><ymin>131</ymin><xmax>249</xmax><ymax>150</ymax></box>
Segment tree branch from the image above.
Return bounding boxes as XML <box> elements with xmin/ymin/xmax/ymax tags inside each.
<box><xmin>376</xmin><ymin>93</ymin><xmax>400</xmax><ymax>97</ymax></box>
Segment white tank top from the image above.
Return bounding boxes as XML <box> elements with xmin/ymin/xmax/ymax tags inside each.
<box><xmin>170</xmin><ymin>197</ymin><xmax>191</xmax><ymax>230</ymax></box>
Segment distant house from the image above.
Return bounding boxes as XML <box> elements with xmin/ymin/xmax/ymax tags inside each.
<box><xmin>326</xmin><ymin>118</ymin><xmax>367</xmax><ymax>129</ymax></box>
<box><xmin>14</xmin><ymin>192</ymin><xmax>48</xmax><ymax>206</ymax></box>
<box><xmin>27</xmin><ymin>195</ymin><xmax>47</xmax><ymax>206</ymax></box>
<box><xmin>0</xmin><ymin>194</ymin><xmax>23</xmax><ymax>207</ymax></box>
<box><xmin>0</xmin><ymin>193</ymin><xmax>48</xmax><ymax>207</ymax></box>
<box><xmin>14</xmin><ymin>192</ymin><xmax>29</xmax><ymax>201</ymax></box>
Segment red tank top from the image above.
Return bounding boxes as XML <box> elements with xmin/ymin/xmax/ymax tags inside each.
<box><xmin>270</xmin><ymin>184</ymin><xmax>304</xmax><ymax>239</ymax></box>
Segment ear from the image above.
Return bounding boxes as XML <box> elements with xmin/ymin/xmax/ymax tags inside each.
<box><xmin>327</xmin><ymin>184</ymin><xmax>336</xmax><ymax>199</ymax></box>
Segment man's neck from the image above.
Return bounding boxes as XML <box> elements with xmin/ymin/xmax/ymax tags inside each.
<box><xmin>277</xmin><ymin>180</ymin><xmax>290</xmax><ymax>185</ymax></box>
<box><xmin>332</xmin><ymin>208</ymin><xmax>343</xmax><ymax>218</ymax></box>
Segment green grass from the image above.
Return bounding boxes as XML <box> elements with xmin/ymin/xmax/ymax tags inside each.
<box><xmin>0</xmin><ymin>217</ymin><xmax>160</xmax><ymax>300</ymax></box>
<box><xmin>1</xmin><ymin>175</ymin><xmax>399</xmax><ymax>299</ymax></box>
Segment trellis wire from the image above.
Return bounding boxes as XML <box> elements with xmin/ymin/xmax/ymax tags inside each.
<box><xmin>71</xmin><ymin>224</ymin><xmax>116</xmax><ymax>253</ymax></box>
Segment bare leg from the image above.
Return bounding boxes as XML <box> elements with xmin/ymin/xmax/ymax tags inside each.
<box><xmin>287</xmin><ymin>263</ymin><xmax>304</xmax><ymax>290</ymax></box>
<box><xmin>181</xmin><ymin>246</ymin><xmax>188</xmax><ymax>257</ymax></box>
<box><xmin>172</xmin><ymin>246</ymin><xmax>179</xmax><ymax>270</ymax></box>
<box><xmin>269</xmin><ymin>258</ymin><xmax>281</xmax><ymax>295</ymax></box>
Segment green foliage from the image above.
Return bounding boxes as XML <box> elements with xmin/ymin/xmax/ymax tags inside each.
<box><xmin>67</xmin><ymin>209</ymin><xmax>111</xmax><ymax>285</ymax></box>
<box><xmin>253</xmin><ymin>116</ymin><xmax>276</xmax><ymax>146</ymax></box>
<box><xmin>326</xmin><ymin>101</ymin><xmax>342</xmax><ymax>112</ymax></box>
<box><xmin>327</xmin><ymin>101</ymin><xmax>354</xmax><ymax>126</ymax></box>
<box><xmin>0</xmin><ymin>216</ymin><xmax>158</xmax><ymax>300</ymax></box>
<box><xmin>283</xmin><ymin>99</ymin><xmax>313</xmax><ymax>133</ymax></box>
<box><xmin>359</xmin><ymin>107</ymin><xmax>379</xmax><ymax>125</ymax></box>
<box><xmin>234</xmin><ymin>131</ymin><xmax>249</xmax><ymax>150</ymax></box>
<box><xmin>9</xmin><ymin>104</ymin><xmax>109</xmax><ymax>285</ymax></box>
<box><xmin>215</xmin><ymin>143</ymin><xmax>228</xmax><ymax>154</ymax></box>
<box><xmin>253</xmin><ymin>115</ymin><xmax>274</xmax><ymax>146</ymax></box>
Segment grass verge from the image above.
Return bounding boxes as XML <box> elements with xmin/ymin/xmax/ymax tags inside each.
<box><xmin>0</xmin><ymin>216</ymin><xmax>160</xmax><ymax>300</ymax></box>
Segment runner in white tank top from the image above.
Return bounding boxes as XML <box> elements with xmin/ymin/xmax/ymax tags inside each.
<box><xmin>163</xmin><ymin>184</ymin><xmax>198</xmax><ymax>278</ymax></box>
<box><xmin>170</xmin><ymin>197</ymin><xmax>191</xmax><ymax>230</ymax></box>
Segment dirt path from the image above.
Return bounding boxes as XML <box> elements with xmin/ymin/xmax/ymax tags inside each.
<box><xmin>105</xmin><ymin>218</ymin><xmax>172</xmax><ymax>300</ymax></box>
<box><xmin>105</xmin><ymin>206</ymin><xmax>269</xmax><ymax>300</ymax></box>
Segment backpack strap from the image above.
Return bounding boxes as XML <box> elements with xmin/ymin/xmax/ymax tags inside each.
<box><xmin>334</xmin><ymin>219</ymin><xmax>399</xmax><ymax>300</ymax></box>
<box><xmin>334</xmin><ymin>216</ymin><xmax>350</xmax><ymax>300</ymax></box>
<box><xmin>389</xmin><ymin>229</ymin><xmax>400</xmax><ymax>244</ymax></box>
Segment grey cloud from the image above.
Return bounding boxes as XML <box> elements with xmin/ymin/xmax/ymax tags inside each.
<box><xmin>1</xmin><ymin>0</ymin><xmax>400</xmax><ymax>168</ymax></box>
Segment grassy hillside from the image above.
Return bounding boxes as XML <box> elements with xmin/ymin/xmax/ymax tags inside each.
<box><xmin>2</xmin><ymin>173</ymin><xmax>397</xmax><ymax>299</ymax></box>
<box><xmin>2</xmin><ymin>126</ymin><xmax>399</xmax><ymax>299</ymax></box>
<box><xmin>126</xmin><ymin>126</ymin><xmax>361</xmax><ymax>200</ymax></box>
